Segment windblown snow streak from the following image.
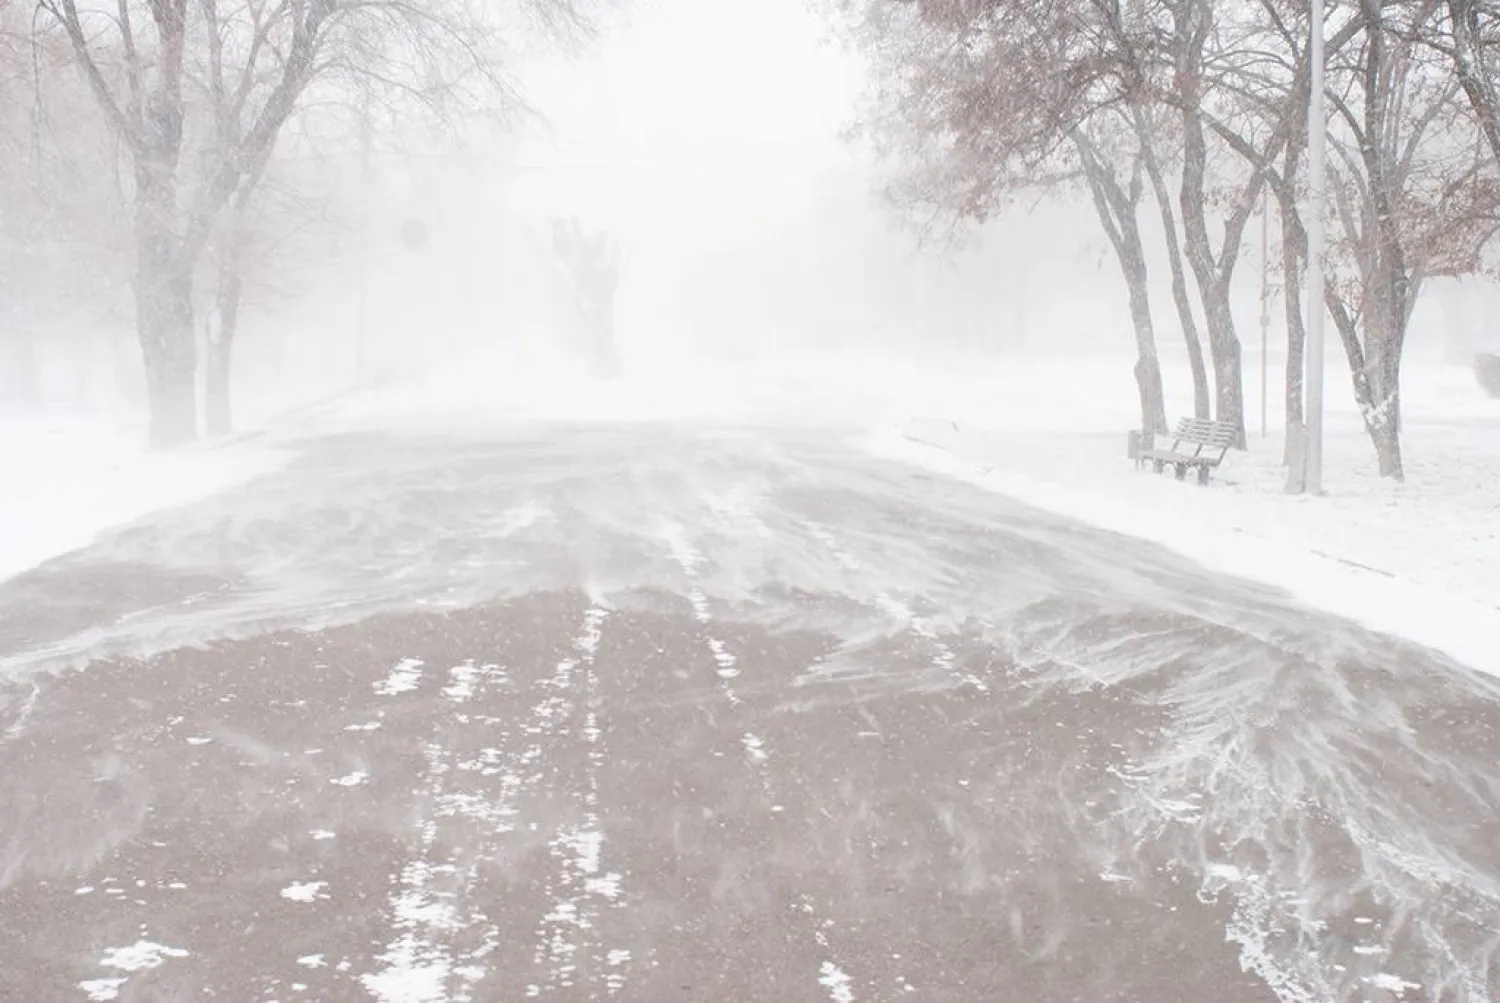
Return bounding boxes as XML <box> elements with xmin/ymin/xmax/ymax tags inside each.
<box><xmin>0</xmin><ymin>427</ymin><xmax>1495</xmax><ymax>1001</ymax></box>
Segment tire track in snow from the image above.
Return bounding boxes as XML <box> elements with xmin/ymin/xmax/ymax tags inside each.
<box><xmin>529</xmin><ymin>607</ymin><xmax>629</xmax><ymax>998</ymax></box>
<box><xmin>668</xmin><ymin>518</ymin><xmax>854</xmax><ymax>996</ymax></box>
<box><xmin>663</xmin><ymin>529</ymin><xmax>741</xmax><ymax>704</ymax></box>
<box><xmin>661</xmin><ymin>522</ymin><xmax>781</xmax><ymax>799</ymax></box>
<box><xmin>357</xmin><ymin>658</ymin><xmax>516</xmax><ymax>1003</ymax></box>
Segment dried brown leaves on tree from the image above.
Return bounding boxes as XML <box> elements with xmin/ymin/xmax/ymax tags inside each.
<box><xmin>831</xmin><ymin>0</ymin><xmax>1500</xmax><ymax>480</ymax></box>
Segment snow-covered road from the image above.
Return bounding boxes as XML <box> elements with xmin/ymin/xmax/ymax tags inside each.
<box><xmin>1</xmin><ymin>425</ymin><xmax>1497</xmax><ymax>1001</ymax></box>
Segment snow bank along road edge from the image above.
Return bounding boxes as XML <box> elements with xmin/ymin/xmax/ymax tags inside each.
<box><xmin>867</xmin><ymin>422</ymin><xmax>1500</xmax><ymax>679</ymax></box>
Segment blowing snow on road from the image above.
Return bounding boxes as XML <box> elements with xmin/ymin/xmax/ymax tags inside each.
<box><xmin>0</xmin><ymin>425</ymin><xmax>1497</xmax><ymax>1002</ymax></box>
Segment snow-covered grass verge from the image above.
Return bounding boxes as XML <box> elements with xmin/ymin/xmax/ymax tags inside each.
<box><xmin>870</xmin><ymin>360</ymin><xmax>1500</xmax><ymax>678</ymax></box>
<box><xmin>0</xmin><ymin>413</ymin><xmax>288</xmax><ymax>585</ymax></box>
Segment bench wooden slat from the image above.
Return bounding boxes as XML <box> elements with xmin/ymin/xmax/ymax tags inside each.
<box><xmin>1170</xmin><ymin>418</ymin><xmax>1237</xmax><ymax>446</ymax></box>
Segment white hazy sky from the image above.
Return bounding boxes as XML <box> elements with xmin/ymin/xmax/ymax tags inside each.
<box><xmin>519</xmin><ymin>0</ymin><xmax>865</xmax><ymax>172</ymax></box>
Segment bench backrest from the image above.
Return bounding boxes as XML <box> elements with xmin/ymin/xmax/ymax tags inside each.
<box><xmin>1172</xmin><ymin>417</ymin><xmax>1238</xmax><ymax>450</ymax></box>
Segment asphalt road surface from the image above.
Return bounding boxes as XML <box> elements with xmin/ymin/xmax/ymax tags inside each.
<box><xmin>1</xmin><ymin>425</ymin><xmax>1497</xmax><ymax>1003</ymax></box>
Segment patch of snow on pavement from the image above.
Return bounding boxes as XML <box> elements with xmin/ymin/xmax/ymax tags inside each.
<box><xmin>361</xmin><ymin>947</ymin><xmax>450</xmax><ymax>1003</ymax></box>
<box><xmin>98</xmin><ymin>941</ymin><xmax>190</xmax><ymax>971</ymax></box>
<box><xmin>80</xmin><ymin>939</ymin><xmax>190</xmax><ymax>999</ymax></box>
<box><xmin>280</xmin><ymin>881</ymin><xmax>329</xmax><ymax>903</ymax></box>
<box><xmin>375</xmin><ymin>658</ymin><xmax>425</xmax><ymax>696</ymax></box>
<box><xmin>1367</xmin><ymin>973</ymin><xmax>1421</xmax><ymax>994</ymax></box>
<box><xmin>742</xmin><ymin>733</ymin><xmax>768</xmax><ymax>763</ymax></box>
<box><xmin>819</xmin><ymin>960</ymin><xmax>855</xmax><ymax>1003</ymax></box>
<box><xmin>78</xmin><ymin>978</ymin><xmax>126</xmax><ymax>1001</ymax></box>
<box><xmin>443</xmin><ymin>662</ymin><xmax>480</xmax><ymax>702</ymax></box>
<box><xmin>605</xmin><ymin>949</ymin><xmax>631</xmax><ymax>995</ymax></box>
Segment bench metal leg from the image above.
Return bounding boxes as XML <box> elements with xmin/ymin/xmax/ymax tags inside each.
<box><xmin>1153</xmin><ymin>460</ymin><xmax>1166</xmax><ymax>474</ymax></box>
<box><xmin>1198</xmin><ymin>466</ymin><xmax>1211</xmax><ymax>486</ymax></box>
<box><xmin>1174</xmin><ymin>464</ymin><xmax>1187</xmax><ymax>481</ymax></box>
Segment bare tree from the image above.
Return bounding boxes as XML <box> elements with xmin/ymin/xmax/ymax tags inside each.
<box><xmin>1439</xmin><ymin>0</ymin><xmax>1500</xmax><ymax>165</ymax></box>
<box><xmin>36</xmin><ymin>0</ymin><xmax>594</xmax><ymax>447</ymax></box>
<box><xmin>1208</xmin><ymin>1</ymin><xmax>1498</xmax><ymax>479</ymax></box>
<box><xmin>1191</xmin><ymin>0</ymin><xmax>1367</xmax><ymax>465</ymax></box>
<box><xmin>537</xmin><ymin>216</ymin><xmax>624</xmax><ymax>380</ymax></box>
<box><xmin>832</xmin><ymin>0</ymin><xmax>1180</xmax><ymax>436</ymax></box>
<box><xmin>1132</xmin><ymin>107</ymin><xmax>1212</xmax><ymax>420</ymax></box>
<box><xmin>201</xmin><ymin>143</ymin><xmax>273</xmax><ymax>437</ymax></box>
<box><xmin>1074</xmin><ymin>130</ymin><xmax>1168</xmax><ymax>434</ymax></box>
<box><xmin>1</xmin><ymin>6</ymin><xmax>132</xmax><ymax>408</ymax></box>
<box><xmin>1320</xmin><ymin>0</ymin><xmax>1499</xmax><ymax>477</ymax></box>
<box><xmin>834</xmin><ymin>0</ymin><xmax>1499</xmax><ymax>480</ymax></box>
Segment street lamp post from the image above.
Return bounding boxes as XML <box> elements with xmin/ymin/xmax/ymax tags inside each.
<box><xmin>1303</xmin><ymin>0</ymin><xmax>1327</xmax><ymax>493</ymax></box>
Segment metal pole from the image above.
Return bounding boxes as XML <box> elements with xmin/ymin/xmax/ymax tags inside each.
<box><xmin>1304</xmin><ymin>0</ymin><xmax>1327</xmax><ymax>493</ymax></box>
<box><xmin>1260</xmin><ymin>190</ymin><xmax>1270</xmax><ymax>439</ymax></box>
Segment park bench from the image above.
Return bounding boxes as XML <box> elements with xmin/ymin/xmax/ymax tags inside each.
<box><xmin>1132</xmin><ymin>417</ymin><xmax>1237</xmax><ymax>485</ymax></box>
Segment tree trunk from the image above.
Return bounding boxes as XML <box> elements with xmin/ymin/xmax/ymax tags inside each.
<box><xmin>1138</xmin><ymin>118</ymin><xmax>1211</xmax><ymax>419</ymax></box>
<box><xmin>1326</xmin><ymin>290</ymin><xmax>1405</xmax><ymax>480</ymax></box>
<box><xmin>1366</xmin><ymin>388</ymin><xmax>1403</xmax><ymax>479</ymax></box>
<box><xmin>205</xmin><ymin>271</ymin><xmax>240</xmax><ymax>434</ymax></box>
<box><xmin>1124</xmin><ymin>261</ymin><xmax>1169</xmax><ymax>436</ymax></box>
<box><xmin>1449</xmin><ymin>0</ymin><xmax>1500</xmax><ymax>168</ymax></box>
<box><xmin>1176</xmin><ymin>1</ymin><xmax>1247</xmax><ymax>446</ymax></box>
<box><xmin>137</xmin><ymin>263</ymin><xmax>197</xmax><ymax>449</ymax></box>
<box><xmin>1170</xmin><ymin>250</ymin><xmax>1212</xmax><ymax>421</ymax></box>
<box><xmin>549</xmin><ymin>218</ymin><xmax>624</xmax><ymax>380</ymax></box>
<box><xmin>1281</xmin><ymin>237</ymin><xmax>1306</xmax><ymax>466</ymax></box>
<box><xmin>1202</xmin><ymin>281</ymin><xmax>1246</xmax><ymax>442</ymax></box>
<box><xmin>1077</xmin><ymin>140</ymin><xmax>1168</xmax><ymax>436</ymax></box>
<box><xmin>1356</xmin><ymin>2</ymin><xmax>1407</xmax><ymax>479</ymax></box>
<box><xmin>1361</xmin><ymin>327</ymin><xmax>1405</xmax><ymax>480</ymax></box>
<box><xmin>135</xmin><ymin>208</ymin><xmax>197</xmax><ymax>446</ymax></box>
<box><xmin>205</xmin><ymin>260</ymin><xmax>241</xmax><ymax>437</ymax></box>
<box><xmin>592</xmin><ymin>306</ymin><xmax>623</xmax><ymax>380</ymax></box>
<box><xmin>1277</xmin><ymin>171</ymin><xmax>1306</xmax><ymax>467</ymax></box>
<box><xmin>1180</xmin><ymin>131</ymin><xmax>1247</xmax><ymax>442</ymax></box>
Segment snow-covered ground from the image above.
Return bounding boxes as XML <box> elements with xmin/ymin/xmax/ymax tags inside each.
<box><xmin>862</xmin><ymin>355</ymin><xmax>1500</xmax><ymax>677</ymax></box>
<box><xmin>6</xmin><ymin>343</ymin><xmax>1496</xmax><ymax>676</ymax></box>
<box><xmin>326</xmin><ymin>340</ymin><xmax>1500</xmax><ymax>673</ymax></box>
<box><xmin>0</xmin><ymin>412</ymin><xmax>288</xmax><ymax>585</ymax></box>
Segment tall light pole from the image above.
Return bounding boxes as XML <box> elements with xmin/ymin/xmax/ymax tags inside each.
<box><xmin>1260</xmin><ymin>190</ymin><xmax>1270</xmax><ymax>439</ymax></box>
<box><xmin>1303</xmin><ymin>0</ymin><xmax>1327</xmax><ymax>493</ymax></box>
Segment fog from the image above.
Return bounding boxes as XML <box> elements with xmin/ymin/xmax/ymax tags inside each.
<box><xmin>262</xmin><ymin>0</ymin><xmax>1498</xmax><ymax>432</ymax></box>
<box><xmin>5</xmin><ymin>5</ymin><xmax>1500</xmax><ymax>1001</ymax></box>
<box><xmin>5</xmin><ymin>0</ymin><xmax>1496</xmax><ymax>435</ymax></box>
